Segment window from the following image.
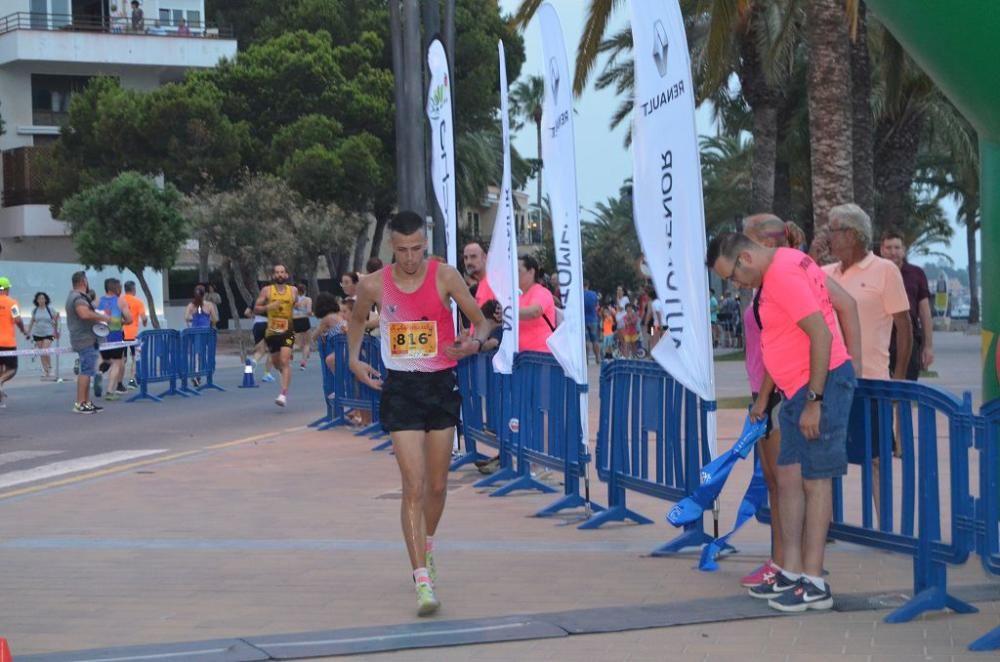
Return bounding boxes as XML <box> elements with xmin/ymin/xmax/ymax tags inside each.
<box><xmin>159</xmin><ymin>8</ymin><xmax>170</xmax><ymax>23</ymax></box>
<box><xmin>187</xmin><ymin>10</ymin><xmax>201</xmax><ymax>27</ymax></box>
<box><xmin>51</xmin><ymin>0</ymin><xmax>70</xmax><ymax>27</ymax></box>
<box><xmin>173</xmin><ymin>9</ymin><xmax>183</xmax><ymax>25</ymax></box>
<box><xmin>32</xmin><ymin>74</ymin><xmax>93</xmax><ymax>126</ymax></box>
<box><xmin>466</xmin><ymin>211</ymin><xmax>481</xmax><ymax>236</ymax></box>
<box><xmin>30</xmin><ymin>0</ymin><xmax>47</xmax><ymax>28</ymax></box>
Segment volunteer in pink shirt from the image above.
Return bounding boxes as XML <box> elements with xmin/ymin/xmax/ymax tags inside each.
<box><xmin>708</xmin><ymin>231</ymin><xmax>862</xmax><ymax>614</ymax></box>
<box><xmin>517</xmin><ymin>255</ymin><xmax>555</xmax><ymax>353</ymax></box>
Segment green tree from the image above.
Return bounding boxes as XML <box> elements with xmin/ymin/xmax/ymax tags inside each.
<box><xmin>510</xmin><ymin>75</ymin><xmax>544</xmax><ymax>208</ymax></box>
<box><xmin>62</xmin><ymin>172</ymin><xmax>189</xmax><ymax>328</ymax></box>
<box><xmin>581</xmin><ymin>183</ymin><xmax>643</xmax><ymax>297</ymax></box>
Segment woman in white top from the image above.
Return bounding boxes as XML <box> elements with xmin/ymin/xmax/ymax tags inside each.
<box><xmin>27</xmin><ymin>292</ymin><xmax>59</xmax><ymax>379</ymax></box>
<box><xmin>293</xmin><ymin>282</ymin><xmax>313</xmax><ymax>369</ymax></box>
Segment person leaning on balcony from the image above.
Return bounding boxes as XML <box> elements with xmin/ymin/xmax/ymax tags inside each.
<box><xmin>147</xmin><ymin>20</ymin><xmax>166</xmax><ymax>36</ymax></box>
<box><xmin>176</xmin><ymin>18</ymin><xmax>192</xmax><ymax>36</ymax></box>
<box><xmin>110</xmin><ymin>4</ymin><xmax>127</xmax><ymax>33</ymax></box>
<box><xmin>130</xmin><ymin>1</ymin><xmax>144</xmax><ymax>33</ymax></box>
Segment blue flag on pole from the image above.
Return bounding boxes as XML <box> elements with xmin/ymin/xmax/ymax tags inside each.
<box><xmin>666</xmin><ymin>415</ymin><xmax>767</xmax><ymax>527</ymax></box>
<box><xmin>699</xmin><ymin>457</ymin><xmax>769</xmax><ymax>571</ymax></box>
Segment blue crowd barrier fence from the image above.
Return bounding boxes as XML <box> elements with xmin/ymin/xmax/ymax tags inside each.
<box><xmin>971</xmin><ymin>398</ymin><xmax>1000</xmax><ymax>650</ymax></box>
<box><xmin>128</xmin><ymin>329</ymin><xmax>186</xmax><ymax>403</ymax></box>
<box><xmin>451</xmin><ymin>351</ymin><xmax>509</xmax><ymax>476</ymax></box>
<box><xmin>489</xmin><ymin>352</ymin><xmax>602</xmax><ymax>517</ymax></box>
<box><xmin>581</xmin><ymin>359</ymin><xmax>716</xmax><ymax>556</ymax></box>
<box><xmin>755</xmin><ymin>379</ymin><xmax>976</xmax><ymax>624</ymax></box>
<box><xmin>310</xmin><ymin>334</ymin><xmax>387</xmax><ymax>446</ymax></box>
<box><xmin>178</xmin><ymin>328</ymin><xmax>225</xmax><ymax>395</ymax></box>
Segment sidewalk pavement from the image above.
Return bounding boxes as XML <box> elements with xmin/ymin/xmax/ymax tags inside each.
<box><xmin>2</xmin><ymin>399</ymin><xmax>998</xmax><ymax>659</ymax></box>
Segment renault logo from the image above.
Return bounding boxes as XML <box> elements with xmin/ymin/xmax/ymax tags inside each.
<box><xmin>653</xmin><ymin>20</ymin><xmax>669</xmax><ymax>78</ymax></box>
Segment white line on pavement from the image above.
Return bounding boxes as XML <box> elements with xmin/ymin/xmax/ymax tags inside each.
<box><xmin>61</xmin><ymin>648</ymin><xmax>229</xmax><ymax>662</ymax></box>
<box><xmin>268</xmin><ymin>620</ymin><xmax>534</xmax><ymax>648</ymax></box>
<box><xmin>0</xmin><ymin>450</ymin><xmax>62</xmax><ymax>467</ymax></box>
<box><xmin>0</xmin><ymin>450</ymin><xmax>167</xmax><ymax>490</ymax></box>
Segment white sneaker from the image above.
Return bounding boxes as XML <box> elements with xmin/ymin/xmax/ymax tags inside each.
<box><xmin>275</xmin><ymin>393</ymin><xmax>287</xmax><ymax>407</ymax></box>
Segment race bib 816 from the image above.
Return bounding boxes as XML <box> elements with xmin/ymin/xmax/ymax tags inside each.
<box><xmin>389</xmin><ymin>321</ymin><xmax>438</xmax><ymax>358</ymax></box>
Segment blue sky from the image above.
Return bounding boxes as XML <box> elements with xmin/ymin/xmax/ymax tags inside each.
<box><xmin>498</xmin><ymin>0</ymin><xmax>975</xmax><ymax>270</ymax></box>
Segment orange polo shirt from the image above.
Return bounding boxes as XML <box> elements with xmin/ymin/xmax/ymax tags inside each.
<box><xmin>823</xmin><ymin>253</ymin><xmax>909</xmax><ymax>379</ymax></box>
<box><xmin>0</xmin><ymin>295</ymin><xmax>20</xmax><ymax>347</ymax></box>
<box><xmin>122</xmin><ymin>293</ymin><xmax>146</xmax><ymax>341</ymax></box>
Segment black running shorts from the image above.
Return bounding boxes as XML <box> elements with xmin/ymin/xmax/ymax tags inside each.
<box><xmin>0</xmin><ymin>347</ymin><xmax>17</xmax><ymax>371</ymax></box>
<box><xmin>265</xmin><ymin>331</ymin><xmax>295</xmax><ymax>354</ymax></box>
<box><xmin>252</xmin><ymin>321</ymin><xmax>267</xmax><ymax>345</ymax></box>
<box><xmin>100</xmin><ymin>347</ymin><xmax>126</xmax><ymax>360</ymax></box>
<box><xmin>379</xmin><ymin>369</ymin><xmax>462</xmax><ymax>433</ymax></box>
<box><xmin>293</xmin><ymin>317</ymin><xmax>311</xmax><ymax>333</ymax></box>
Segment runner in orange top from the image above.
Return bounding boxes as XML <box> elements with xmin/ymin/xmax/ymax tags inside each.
<box><xmin>122</xmin><ymin>281</ymin><xmax>149</xmax><ymax>389</ymax></box>
<box><xmin>0</xmin><ymin>276</ymin><xmax>28</xmax><ymax>407</ymax></box>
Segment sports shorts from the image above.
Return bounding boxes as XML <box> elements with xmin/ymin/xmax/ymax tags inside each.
<box><xmin>0</xmin><ymin>347</ymin><xmax>17</xmax><ymax>371</ymax></box>
<box><xmin>252</xmin><ymin>321</ymin><xmax>267</xmax><ymax>345</ymax></box>
<box><xmin>379</xmin><ymin>369</ymin><xmax>462</xmax><ymax>433</ymax></box>
<box><xmin>265</xmin><ymin>331</ymin><xmax>295</xmax><ymax>354</ymax></box>
<box><xmin>100</xmin><ymin>347</ymin><xmax>126</xmax><ymax>360</ymax></box>
<box><xmin>293</xmin><ymin>318</ymin><xmax>311</xmax><ymax>334</ymax></box>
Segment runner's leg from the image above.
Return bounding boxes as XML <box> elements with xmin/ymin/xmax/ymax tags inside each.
<box><xmin>392</xmin><ymin>430</ymin><xmax>430</xmax><ymax>570</ymax></box>
<box><xmin>423</xmin><ymin>427</ymin><xmax>455</xmax><ymax>538</ymax></box>
<box><xmin>276</xmin><ymin>345</ymin><xmax>293</xmax><ymax>393</ymax></box>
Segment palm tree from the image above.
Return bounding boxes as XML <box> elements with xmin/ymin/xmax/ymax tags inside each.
<box><xmin>700</xmin><ymin>134</ymin><xmax>752</xmax><ymax>231</ymax></box>
<box><xmin>510</xmin><ymin>75</ymin><xmax>545</xmax><ymax>210</ymax></box>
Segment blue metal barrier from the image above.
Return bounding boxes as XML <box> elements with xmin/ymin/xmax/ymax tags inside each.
<box><xmin>309</xmin><ymin>333</ymin><xmax>338</xmax><ymax>429</ymax></box>
<box><xmin>756</xmin><ymin>379</ymin><xmax>976</xmax><ymax>624</ymax></box>
<box><xmin>580</xmin><ymin>359</ymin><xmax>715</xmax><ymax>556</ymax></box>
<box><xmin>178</xmin><ymin>328</ymin><xmax>224</xmax><ymax>395</ymax></box>
<box><xmin>450</xmin><ymin>352</ymin><xmax>500</xmax><ymax>472</ymax></box>
<box><xmin>489</xmin><ymin>352</ymin><xmax>603</xmax><ymax>517</ymax></box>
<box><xmin>971</xmin><ymin>398</ymin><xmax>1000</xmax><ymax>650</ymax></box>
<box><xmin>312</xmin><ymin>334</ymin><xmax>387</xmax><ymax>445</ymax></box>
<box><xmin>127</xmin><ymin>329</ymin><xmax>186</xmax><ymax>403</ymax></box>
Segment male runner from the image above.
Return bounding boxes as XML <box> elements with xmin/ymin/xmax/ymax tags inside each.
<box><xmin>349</xmin><ymin>211</ymin><xmax>492</xmax><ymax>617</ymax></box>
<box><xmin>0</xmin><ymin>277</ymin><xmax>28</xmax><ymax>407</ymax></box>
<box><xmin>254</xmin><ymin>265</ymin><xmax>296</xmax><ymax>406</ymax></box>
<box><xmin>122</xmin><ymin>281</ymin><xmax>148</xmax><ymax>388</ymax></box>
<box><xmin>96</xmin><ymin>278</ymin><xmax>133</xmax><ymax>400</ymax></box>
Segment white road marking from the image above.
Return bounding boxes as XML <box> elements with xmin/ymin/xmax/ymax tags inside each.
<box><xmin>0</xmin><ymin>450</ymin><xmax>167</xmax><ymax>490</ymax></box>
<box><xmin>269</xmin><ymin>620</ymin><xmax>534</xmax><ymax>648</ymax></box>
<box><xmin>0</xmin><ymin>450</ymin><xmax>62</xmax><ymax>467</ymax></box>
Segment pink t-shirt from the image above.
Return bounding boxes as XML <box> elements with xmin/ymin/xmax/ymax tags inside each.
<box><xmin>743</xmin><ymin>298</ymin><xmax>764</xmax><ymax>392</ymax></box>
<box><xmin>759</xmin><ymin>248</ymin><xmax>851</xmax><ymax>395</ymax></box>
<box><xmin>519</xmin><ymin>283</ymin><xmax>555</xmax><ymax>353</ymax></box>
<box><xmin>474</xmin><ymin>276</ymin><xmax>495</xmax><ymax>308</ymax></box>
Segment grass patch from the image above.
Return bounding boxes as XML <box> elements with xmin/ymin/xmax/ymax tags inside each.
<box><xmin>718</xmin><ymin>396</ymin><xmax>753</xmax><ymax>410</ymax></box>
<box><xmin>714</xmin><ymin>350</ymin><xmax>746</xmax><ymax>362</ymax></box>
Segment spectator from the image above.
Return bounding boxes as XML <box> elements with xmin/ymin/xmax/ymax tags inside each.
<box><xmin>130</xmin><ymin>0</ymin><xmax>144</xmax><ymax>32</ymax></box>
<box><xmin>601</xmin><ymin>304</ymin><xmax>616</xmax><ymax>358</ymax></box>
<box><xmin>461</xmin><ymin>241</ymin><xmax>493</xmax><ymax>327</ymax></box>
<box><xmin>65</xmin><ymin>272</ymin><xmax>111</xmax><ymax>414</ymax></box>
<box><xmin>649</xmin><ymin>296</ymin><xmax>665</xmax><ymax>350</ymax></box>
<box><xmin>97</xmin><ymin>278</ymin><xmax>133</xmax><ymax>400</ymax></box>
<box><xmin>365</xmin><ymin>256</ymin><xmax>384</xmax><ymax>275</ymax></box>
<box><xmin>312</xmin><ymin>292</ymin><xmax>345</xmax><ymax>383</ymax></box>
<box><xmin>147</xmin><ymin>19</ymin><xmax>166</xmax><ymax>35</ymax></box>
<box><xmin>709</xmin><ymin>288</ymin><xmax>720</xmax><ymax>347</ymax></box>
<box><xmin>718</xmin><ymin>292</ymin><xmax>741</xmax><ymax>348</ymax></box>
<box><xmin>548</xmin><ymin>272</ymin><xmax>564</xmax><ymax>309</ymax></box>
<box><xmin>479</xmin><ymin>299</ymin><xmax>505</xmax><ymax>352</ymax></box>
<box><xmin>27</xmin><ymin>291</ymin><xmax>59</xmax><ymax>380</ymax></box>
<box><xmin>185</xmin><ymin>284</ymin><xmax>218</xmax><ymax>329</ymax></box>
<box><xmin>707</xmin><ymin>232</ymin><xmax>860</xmax><ymax>613</ymax></box>
<box><xmin>583</xmin><ymin>280</ymin><xmax>600</xmax><ymax>363</ymax></box>
<box><xmin>879</xmin><ymin>230</ymin><xmax>933</xmax><ymax>379</ymax></box>
<box><xmin>0</xmin><ymin>277</ymin><xmax>28</xmax><ymax>406</ymax></box>
<box><xmin>110</xmin><ymin>4</ymin><xmax>128</xmax><ymax>33</ymax></box>
<box><xmin>340</xmin><ymin>271</ymin><xmax>359</xmax><ymax>302</ymax></box>
<box><xmin>621</xmin><ymin>303</ymin><xmax>639</xmax><ymax>358</ymax></box>
<box><xmin>823</xmin><ymin>203</ymin><xmax>911</xmax><ymax>508</ymax></box>
<box><xmin>517</xmin><ymin>255</ymin><xmax>555</xmax><ymax>353</ymax></box>
<box><xmin>293</xmin><ymin>282</ymin><xmax>313</xmax><ymax>370</ymax></box>
<box><xmin>176</xmin><ymin>17</ymin><xmax>192</xmax><ymax>36</ymax></box>
<box><xmin>122</xmin><ymin>280</ymin><xmax>148</xmax><ymax>389</ymax></box>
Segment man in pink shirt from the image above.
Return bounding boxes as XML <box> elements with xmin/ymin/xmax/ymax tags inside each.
<box><xmin>708</xmin><ymin>232</ymin><xmax>862</xmax><ymax>613</ymax></box>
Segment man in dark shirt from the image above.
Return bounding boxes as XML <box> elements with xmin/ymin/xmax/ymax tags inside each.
<box><xmin>880</xmin><ymin>231</ymin><xmax>933</xmax><ymax>380</ymax></box>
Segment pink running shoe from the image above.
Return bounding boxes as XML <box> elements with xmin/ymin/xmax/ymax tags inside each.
<box><xmin>741</xmin><ymin>559</ymin><xmax>777</xmax><ymax>588</ymax></box>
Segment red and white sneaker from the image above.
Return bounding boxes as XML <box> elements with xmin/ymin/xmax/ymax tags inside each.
<box><xmin>741</xmin><ymin>559</ymin><xmax>777</xmax><ymax>588</ymax></box>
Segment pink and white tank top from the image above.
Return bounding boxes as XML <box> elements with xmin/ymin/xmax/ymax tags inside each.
<box><xmin>379</xmin><ymin>260</ymin><xmax>457</xmax><ymax>372</ymax></box>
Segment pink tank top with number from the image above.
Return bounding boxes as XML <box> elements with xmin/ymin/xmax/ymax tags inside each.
<box><xmin>379</xmin><ymin>260</ymin><xmax>457</xmax><ymax>372</ymax></box>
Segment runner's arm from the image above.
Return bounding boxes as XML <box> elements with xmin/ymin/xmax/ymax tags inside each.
<box><xmin>118</xmin><ymin>295</ymin><xmax>133</xmax><ymax>324</ymax></box>
<box><xmin>443</xmin><ymin>265</ymin><xmax>492</xmax><ymax>349</ymax></box>
<box><xmin>253</xmin><ymin>288</ymin><xmax>272</xmax><ymax>315</ymax></box>
<box><xmin>75</xmin><ymin>300</ymin><xmax>109</xmax><ymax>323</ymax></box>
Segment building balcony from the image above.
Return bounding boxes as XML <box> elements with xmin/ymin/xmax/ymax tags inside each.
<box><xmin>0</xmin><ymin>12</ymin><xmax>236</xmax><ymax>69</ymax></box>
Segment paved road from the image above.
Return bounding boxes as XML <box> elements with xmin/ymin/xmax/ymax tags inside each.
<box><xmin>0</xmin><ymin>359</ymin><xmax>329</xmax><ymax>496</ymax></box>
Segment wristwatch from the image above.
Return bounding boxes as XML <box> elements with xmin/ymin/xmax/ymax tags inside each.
<box><xmin>806</xmin><ymin>390</ymin><xmax>824</xmax><ymax>402</ymax></box>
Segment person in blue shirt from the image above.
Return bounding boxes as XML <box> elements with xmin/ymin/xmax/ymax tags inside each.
<box><xmin>583</xmin><ymin>281</ymin><xmax>601</xmax><ymax>363</ymax></box>
<box><xmin>96</xmin><ymin>278</ymin><xmax>133</xmax><ymax>401</ymax></box>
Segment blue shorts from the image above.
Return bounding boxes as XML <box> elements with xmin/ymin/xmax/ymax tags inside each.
<box><xmin>585</xmin><ymin>322</ymin><xmax>600</xmax><ymax>343</ymax></box>
<box><xmin>778</xmin><ymin>361</ymin><xmax>856</xmax><ymax>480</ymax></box>
<box><xmin>78</xmin><ymin>345</ymin><xmax>99</xmax><ymax>377</ymax></box>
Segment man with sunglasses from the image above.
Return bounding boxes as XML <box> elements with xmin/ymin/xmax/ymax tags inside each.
<box><xmin>707</xmin><ymin>231</ymin><xmax>862</xmax><ymax>613</ymax></box>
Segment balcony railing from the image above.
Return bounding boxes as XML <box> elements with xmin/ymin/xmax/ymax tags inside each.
<box><xmin>2</xmin><ymin>147</ymin><xmax>49</xmax><ymax>208</ymax></box>
<box><xmin>0</xmin><ymin>12</ymin><xmax>233</xmax><ymax>39</ymax></box>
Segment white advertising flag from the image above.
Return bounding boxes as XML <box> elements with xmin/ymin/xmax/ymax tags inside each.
<box><xmin>427</xmin><ymin>38</ymin><xmax>458</xmax><ymax>269</ymax></box>
<box><xmin>488</xmin><ymin>40</ymin><xmax>520</xmax><ymax>375</ymax></box>
<box><xmin>538</xmin><ymin>3</ymin><xmax>586</xmax><ymax>387</ymax></box>
<box><xmin>630</xmin><ymin>0</ymin><xmax>717</xmax><ymax>453</ymax></box>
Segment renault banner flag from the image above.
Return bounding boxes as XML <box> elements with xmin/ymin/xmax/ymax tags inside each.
<box><xmin>427</xmin><ymin>38</ymin><xmax>458</xmax><ymax>269</ymax></box>
<box><xmin>630</xmin><ymin>0</ymin><xmax>717</xmax><ymax>455</ymax></box>
<box><xmin>488</xmin><ymin>40</ymin><xmax>520</xmax><ymax>375</ymax></box>
<box><xmin>538</xmin><ymin>3</ymin><xmax>586</xmax><ymax>388</ymax></box>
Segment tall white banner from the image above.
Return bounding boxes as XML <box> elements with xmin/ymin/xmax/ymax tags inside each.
<box><xmin>538</xmin><ymin>3</ymin><xmax>586</xmax><ymax>387</ymax></box>
<box><xmin>488</xmin><ymin>40</ymin><xmax>520</xmax><ymax>375</ymax></box>
<box><xmin>630</xmin><ymin>0</ymin><xmax>717</xmax><ymax>454</ymax></box>
<box><xmin>427</xmin><ymin>38</ymin><xmax>458</xmax><ymax>269</ymax></box>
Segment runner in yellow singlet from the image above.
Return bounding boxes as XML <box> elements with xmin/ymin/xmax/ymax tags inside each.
<box><xmin>254</xmin><ymin>264</ymin><xmax>296</xmax><ymax>407</ymax></box>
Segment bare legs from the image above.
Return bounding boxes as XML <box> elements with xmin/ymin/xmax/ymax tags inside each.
<box><xmin>759</xmin><ymin>429</ymin><xmax>785</xmax><ymax>567</ymax></box>
<box><xmin>272</xmin><ymin>347</ymin><xmax>292</xmax><ymax>392</ymax></box>
<box><xmin>776</xmin><ymin>463</ymin><xmax>833</xmax><ymax>576</ymax></box>
<box><xmin>392</xmin><ymin>428</ymin><xmax>454</xmax><ymax>570</ymax></box>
